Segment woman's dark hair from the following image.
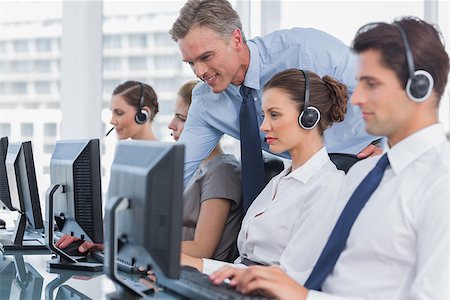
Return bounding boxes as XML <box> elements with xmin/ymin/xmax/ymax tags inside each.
<box><xmin>263</xmin><ymin>69</ymin><xmax>348</xmax><ymax>134</ymax></box>
<box><xmin>177</xmin><ymin>80</ymin><xmax>199</xmax><ymax>106</ymax></box>
<box><xmin>352</xmin><ymin>16</ymin><xmax>449</xmax><ymax>102</ymax></box>
<box><xmin>113</xmin><ymin>81</ymin><xmax>159</xmax><ymax>121</ymax></box>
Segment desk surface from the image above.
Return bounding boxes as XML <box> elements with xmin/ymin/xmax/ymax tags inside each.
<box><xmin>0</xmin><ymin>251</ymin><xmax>180</xmax><ymax>299</ymax></box>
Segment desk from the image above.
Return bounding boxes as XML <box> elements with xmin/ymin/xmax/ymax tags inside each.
<box><xmin>0</xmin><ymin>252</ymin><xmax>181</xmax><ymax>299</ymax></box>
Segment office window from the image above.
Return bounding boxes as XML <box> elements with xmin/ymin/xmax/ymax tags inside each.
<box><xmin>21</xmin><ymin>123</ymin><xmax>34</xmax><ymax>137</ymax></box>
<box><xmin>35</xmin><ymin>81</ymin><xmax>51</xmax><ymax>94</ymax></box>
<box><xmin>104</xmin><ymin>57</ymin><xmax>122</xmax><ymax>71</ymax></box>
<box><xmin>44</xmin><ymin>123</ymin><xmax>57</xmax><ymax>137</ymax></box>
<box><xmin>153</xmin><ymin>78</ymin><xmax>176</xmax><ymax>93</ymax></box>
<box><xmin>35</xmin><ymin>38</ymin><xmax>52</xmax><ymax>52</ymax></box>
<box><xmin>12</xmin><ymin>61</ymin><xmax>33</xmax><ymax>73</ymax></box>
<box><xmin>104</xmin><ymin>79</ymin><xmax>121</xmax><ymax>95</ymax></box>
<box><xmin>128</xmin><ymin>56</ymin><xmax>147</xmax><ymax>71</ymax></box>
<box><xmin>43</xmin><ymin>143</ymin><xmax>55</xmax><ymax>154</ymax></box>
<box><xmin>0</xmin><ymin>123</ymin><xmax>11</xmax><ymax>137</ymax></box>
<box><xmin>12</xmin><ymin>82</ymin><xmax>27</xmax><ymax>94</ymax></box>
<box><xmin>129</xmin><ymin>34</ymin><xmax>147</xmax><ymax>48</ymax></box>
<box><xmin>104</xmin><ymin>35</ymin><xmax>122</xmax><ymax>49</ymax></box>
<box><xmin>154</xmin><ymin>54</ymin><xmax>180</xmax><ymax>69</ymax></box>
<box><xmin>13</xmin><ymin>40</ymin><xmax>28</xmax><ymax>53</ymax></box>
<box><xmin>0</xmin><ymin>62</ymin><xmax>9</xmax><ymax>74</ymax></box>
<box><xmin>35</xmin><ymin>60</ymin><xmax>52</xmax><ymax>73</ymax></box>
<box><xmin>158</xmin><ymin>100</ymin><xmax>174</xmax><ymax>116</ymax></box>
<box><xmin>154</xmin><ymin>32</ymin><xmax>172</xmax><ymax>47</ymax></box>
<box><xmin>0</xmin><ymin>41</ymin><xmax>6</xmax><ymax>53</ymax></box>
<box><xmin>43</xmin><ymin>166</ymin><xmax>50</xmax><ymax>175</ymax></box>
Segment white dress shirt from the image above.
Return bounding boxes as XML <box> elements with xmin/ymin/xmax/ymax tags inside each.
<box><xmin>203</xmin><ymin>147</ymin><xmax>344</xmax><ymax>275</ymax></box>
<box><xmin>307</xmin><ymin>124</ymin><xmax>450</xmax><ymax>300</ymax></box>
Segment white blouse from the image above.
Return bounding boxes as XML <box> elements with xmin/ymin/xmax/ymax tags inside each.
<box><xmin>203</xmin><ymin>147</ymin><xmax>345</xmax><ymax>277</ymax></box>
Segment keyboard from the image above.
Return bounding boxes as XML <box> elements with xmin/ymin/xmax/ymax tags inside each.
<box><xmin>160</xmin><ymin>266</ymin><xmax>271</xmax><ymax>300</ymax></box>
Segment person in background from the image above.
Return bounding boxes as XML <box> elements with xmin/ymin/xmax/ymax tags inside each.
<box><xmin>108</xmin><ymin>80</ymin><xmax>159</xmax><ymax>141</ymax></box>
<box><xmin>168</xmin><ymin>80</ymin><xmax>242</xmax><ymax>261</ymax></box>
<box><xmin>182</xmin><ymin>69</ymin><xmax>348</xmax><ymax>280</ymax></box>
<box><xmin>209</xmin><ymin>16</ymin><xmax>449</xmax><ymax>300</ymax></box>
<box><xmin>56</xmin><ymin>80</ymin><xmax>159</xmax><ymax>252</ymax></box>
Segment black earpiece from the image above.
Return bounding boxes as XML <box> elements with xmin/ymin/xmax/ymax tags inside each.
<box><xmin>135</xmin><ymin>82</ymin><xmax>149</xmax><ymax>124</ymax></box>
<box><xmin>298</xmin><ymin>70</ymin><xmax>320</xmax><ymax>130</ymax></box>
<box><xmin>393</xmin><ymin>23</ymin><xmax>434</xmax><ymax>102</ymax></box>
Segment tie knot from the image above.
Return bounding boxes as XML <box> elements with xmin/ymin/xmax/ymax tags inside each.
<box><xmin>240</xmin><ymin>85</ymin><xmax>253</xmax><ymax>98</ymax></box>
<box><xmin>375</xmin><ymin>153</ymin><xmax>390</xmax><ymax>170</ymax></box>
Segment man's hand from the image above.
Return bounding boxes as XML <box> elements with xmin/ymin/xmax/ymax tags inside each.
<box><xmin>210</xmin><ymin>265</ymin><xmax>309</xmax><ymax>300</ymax></box>
<box><xmin>55</xmin><ymin>234</ymin><xmax>104</xmax><ymax>253</ymax></box>
<box><xmin>357</xmin><ymin>144</ymin><xmax>383</xmax><ymax>159</ymax></box>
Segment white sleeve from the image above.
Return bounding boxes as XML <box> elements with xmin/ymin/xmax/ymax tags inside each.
<box><xmin>409</xmin><ymin>177</ymin><xmax>449</xmax><ymax>299</ymax></box>
<box><xmin>201</xmin><ymin>259</ymin><xmax>246</xmax><ymax>275</ymax></box>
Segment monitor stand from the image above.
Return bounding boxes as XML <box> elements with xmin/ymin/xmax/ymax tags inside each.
<box><xmin>104</xmin><ymin>196</ymin><xmax>154</xmax><ymax>300</ymax></box>
<box><xmin>45</xmin><ymin>184</ymin><xmax>103</xmax><ymax>272</ymax></box>
<box><xmin>0</xmin><ymin>213</ymin><xmax>48</xmax><ymax>251</ymax></box>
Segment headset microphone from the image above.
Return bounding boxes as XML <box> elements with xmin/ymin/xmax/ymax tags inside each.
<box><xmin>105</xmin><ymin>127</ymin><xmax>114</xmax><ymax>137</ymax></box>
<box><xmin>298</xmin><ymin>69</ymin><xmax>320</xmax><ymax>130</ymax></box>
<box><xmin>393</xmin><ymin>23</ymin><xmax>434</xmax><ymax>102</ymax></box>
<box><xmin>135</xmin><ymin>82</ymin><xmax>149</xmax><ymax>124</ymax></box>
<box><xmin>264</xmin><ymin>137</ymin><xmax>267</xmax><ymax>143</ymax></box>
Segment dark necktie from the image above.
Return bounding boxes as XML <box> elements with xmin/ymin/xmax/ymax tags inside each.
<box><xmin>239</xmin><ymin>85</ymin><xmax>266</xmax><ymax>213</ymax></box>
<box><xmin>305</xmin><ymin>153</ymin><xmax>390</xmax><ymax>291</ymax></box>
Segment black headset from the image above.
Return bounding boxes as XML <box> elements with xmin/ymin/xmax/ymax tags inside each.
<box><xmin>298</xmin><ymin>69</ymin><xmax>320</xmax><ymax>130</ymax></box>
<box><xmin>135</xmin><ymin>82</ymin><xmax>149</xmax><ymax>124</ymax></box>
<box><xmin>393</xmin><ymin>23</ymin><xmax>434</xmax><ymax>102</ymax></box>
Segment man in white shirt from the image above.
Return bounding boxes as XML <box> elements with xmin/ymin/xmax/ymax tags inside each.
<box><xmin>209</xmin><ymin>16</ymin><xmax>450</xmax><ymax>300</ymax></box>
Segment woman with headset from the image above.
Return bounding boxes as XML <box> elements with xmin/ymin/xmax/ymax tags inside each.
<box><xmin>55</xmin><ymin>80</ymin><xmax>159</xmax><ymax>253</ymax></box>
<box><xmin>181</xmin><ymin>69</ymin><xmax>348</xmax><ymax>281</ymax></box>
<box><xmin>168</xmin><ymin>80</ymin><xmax>243</xmax><ymax>261</ymax></box>
<box><xmin>108</xmin><ymin>81</ymin><xmax>159</xmax><ymax>140</ymax></box>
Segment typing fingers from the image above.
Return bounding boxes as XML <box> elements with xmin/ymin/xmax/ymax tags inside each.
<box><xmin>209</xmin><ymin>266</ymin><xmax>244</xmax><ymax>285</ymax></box>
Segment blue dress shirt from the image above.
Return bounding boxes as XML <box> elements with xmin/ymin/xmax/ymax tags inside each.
<box><xmin>178</xmin><ymin>27</ymin><xmax>379</xmax><ymax>186</ymax></box>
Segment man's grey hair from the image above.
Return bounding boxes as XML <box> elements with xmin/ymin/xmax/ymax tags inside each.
<box><xmin>170</xmin><ymin>0</ymin><xmax>246</xmax><ymax>42</ymax></box>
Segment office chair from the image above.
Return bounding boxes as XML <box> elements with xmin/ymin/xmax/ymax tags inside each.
<box><xmin>263</xmin><ymin>155</ymin><xmax>285</xmax><ymax>184</ymax></box>
<box><xmin>329</xmin><ymin>153</ymin><xmax>361</xmax><ymax>174</ymax></box>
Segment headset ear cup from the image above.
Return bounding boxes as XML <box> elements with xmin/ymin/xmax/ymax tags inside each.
<box><xmin>406</xmin><ymin>70</ymin><xmax>434</xmax><ymax>102</ymax></box>
<box><xmin>299</xmin><ymin>106</ymin><xmax>320</xmax><ymax>130</ymax></box>
<box><xmin>135</xmin><ymin>109</ymin><xmax>149</xmax><ymax>124</ymax></box>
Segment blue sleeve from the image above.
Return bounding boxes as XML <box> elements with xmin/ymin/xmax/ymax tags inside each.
<box><xmin>178</xmin><ymin>95</ymin><xmax>223</xmax><ymax>187</ymax></box>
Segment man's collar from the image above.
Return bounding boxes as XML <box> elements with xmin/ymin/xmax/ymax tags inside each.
<box><xmin>242</xmin><ymin>41</ymin><xmax>261</xmax><ymax>90</ymax></box>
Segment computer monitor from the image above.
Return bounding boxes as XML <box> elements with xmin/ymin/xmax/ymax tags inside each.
<box><xmin>0</xmin><ymin>137</ymin><xmax>14</xmax><ymax>213</ymax></box>
<box><xmin>45</xmin><ymin>139</ymin><xmax>103</xmax><ymax>271</ymax></box>
<box><xmin>0</xmin><ymin>141</ymin><xmax>46</xmax><ymax>250</ymax></box>
<box><xmin>104</xmin><ymin>140</ymin><xmax>184</xmax><ymax>298</ymax></box>
<box><xmin>0</xmin><ymin>137</ymin><xmax>13</xmax><ymax>231</ymax></box>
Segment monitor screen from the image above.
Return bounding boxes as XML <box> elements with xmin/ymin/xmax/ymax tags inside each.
<box><xmin>0</xmin><ymin>137</ymin><xmax>13</xmax><ymax>212</ymax></box>
<box><xmin>105</xmin><ymin>140</ymin><xmax>184</xmax><ymax>280</ymax></box>
<box><xmin>49</xmin><ymin>139</ymin><xmax>103</xmax><ymax>243</ymax></box>
<box><xmin>5</xmin><ymin>141</ymin><xmax>43</xmax><ymax>231</ymax></box>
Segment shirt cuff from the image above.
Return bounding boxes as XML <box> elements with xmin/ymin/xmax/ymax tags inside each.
<box><xmin>307</xmin><ymin>290</ymin><xmax>356</xmax><ymax>300</ymax></box>
<box><xmin>202</xmin><ymin>259</ymin><xmax>247</xmax><ymax>275</ymax></box>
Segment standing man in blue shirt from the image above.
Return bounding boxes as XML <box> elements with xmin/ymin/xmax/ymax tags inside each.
<box><xmin>170</xmin><ymin>0</ymin><xmax>380</xmax><ymax>199</ymax></box>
